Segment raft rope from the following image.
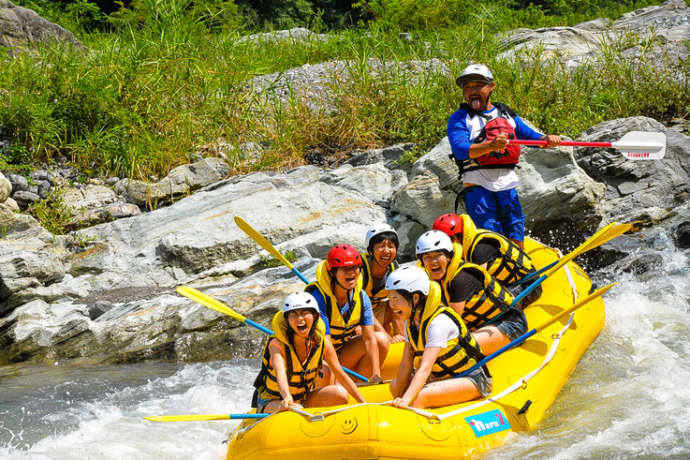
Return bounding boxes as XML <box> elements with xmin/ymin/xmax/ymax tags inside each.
<box><xmin>233</xmin><ymin>252</ymin><xmax>585</xmax><ymax>431</ymax></box>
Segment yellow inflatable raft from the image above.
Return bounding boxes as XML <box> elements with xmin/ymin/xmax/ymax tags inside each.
<box><xmin>225</xmin><ymin>238</ymin><xmax>606</xmax><ymax>459</ymax></box>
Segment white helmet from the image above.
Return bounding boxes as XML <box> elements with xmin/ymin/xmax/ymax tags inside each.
<box><xmin>385</xmin><ymin>266</ymin><xmax>430</xmax><ymax>295</ymax></box>
<box><xmin>416</xmin><ymin>230</ymin><xmax>453</xmax><ymax>257</ymax></box>
<box><xmin>365</xmin><ymin>223</ymin><xmax>398</xmax><ymax>251</ymax></box>
<box><xmin>456</xmin><ymin>63</ymin><xmax>494</xmax><ymax>88</ymax></box>
<box><xmin>283</xmin><ymin>292</ymin><xmax>319</xmax><ymax>314</ymax></box>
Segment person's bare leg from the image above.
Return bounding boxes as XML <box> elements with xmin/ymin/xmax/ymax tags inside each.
<box><xmin>412</xmin><ymin>378</ymin><xmax>481</xmax><ymax>408</ymax></box>
<box><xmin>472</xmin><ymin>325</ymin><xmax>510</xmax><ymax>355</ymax></box>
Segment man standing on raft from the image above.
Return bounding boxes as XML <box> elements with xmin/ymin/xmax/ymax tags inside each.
<box><xmin>447</xmin><ymin>63</ymin><xmax>561</xmax><ymax>248</ymax></box>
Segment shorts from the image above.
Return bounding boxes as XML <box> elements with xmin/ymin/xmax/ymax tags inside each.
<box><xmin>464</xmin><ymin>186</ymin><xmax>525</xmax><ymax>241</ymax></box>
<box><xmin>255</xmin><ymin>395</ymin><xmax>275</xmax><ymax>413</ymax></box>
<box><xmin>464</xmin><ymin>367</ymin><xmax>493</xmax><ymax>397</ymax></box>
<box><xmin>493</xmin><ymin>308</ymin><xmax>528</xmax><ymax>341</ymax></box>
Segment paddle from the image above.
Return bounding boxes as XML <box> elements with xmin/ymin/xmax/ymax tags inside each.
<box><xmin>508</xmin><ymin>222</ymin><xmax>626</xmax><ymax>307</ymax></box>
<box><xmin>513</xmin><ymin>222</ymin><xmax>632</xmax><ymax>287</ymax></box>
<box><xmin>457</xmin><ymin>282</ymin><xmax>615</xmax><ymax>378</ymax></box>
<box><xmin>234</xmin><ymin>216</ymin><xmax>310</xmax><ymax>284</ymax></box>
<box><xmin>512</xmin><ymin>131</ymin><xmax>666</xmax><ymax>160</ymax></box>
<box><xmin>176</xmin><ymin>286</ymin><xmax>369</xmax><ymax>383</ymax></box>
<box><xmin>146</xmin><ymin>413</ymin><xmax>267</xmax><ymax>422</ymax></box>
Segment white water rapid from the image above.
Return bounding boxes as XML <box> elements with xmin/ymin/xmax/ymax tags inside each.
<box><xmin>1</xmin><ymin>248</ymin><xmax>688</xmax><ymax>460</ymax></box>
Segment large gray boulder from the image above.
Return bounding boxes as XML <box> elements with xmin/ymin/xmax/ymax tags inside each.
<box><xmin>575</xmin><ymin>116</ymin><xmax>690</xmax><ymax>225</ymax></box>
<box><xmin>499</xmin><ymin>0</ymin><xmax>689</xmax><ymax>71</ymax></box>
<box><xmin>0</xmin><ymin>0</ymin><xmax>83</xmax><ymax>52</ymax></box>
<box><xmin>391</xmin><ymin>134</ymin><xmax>606</xmax><ymax>241</ymax></box>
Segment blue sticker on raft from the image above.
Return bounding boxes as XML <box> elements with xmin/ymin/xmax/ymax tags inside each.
<box><xmin>465</xmin><ymin>409</ymin><xmax>511</xmax><ymax>437</ymax></box>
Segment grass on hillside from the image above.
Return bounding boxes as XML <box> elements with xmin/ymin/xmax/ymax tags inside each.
<box><xmin>0</xmin><ymin>1</ymin><xmax>688</xmax><ymax>187</ymax></box>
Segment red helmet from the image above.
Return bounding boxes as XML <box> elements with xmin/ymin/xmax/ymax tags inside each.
<box><xmin>327</xmin><ymin>244</ymin><xmax>363</xmax><ymax>269</ymax></box>
<box><xmin>433</xmin><ymin>213</ymin><xmax>463</xmax><ymax>237</ymax></box>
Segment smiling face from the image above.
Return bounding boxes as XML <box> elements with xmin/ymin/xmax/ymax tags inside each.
<box><xmin>388</xmin><ymin>290</ymin><xmax>413</xmax><ymax>322</ymax></box>
<box><xmin>463</xmin><ymin>79</ymin><xmax>495</xmax><ymax>112</ymax></box>
<box><xmin>287</xmin><ymin>308</ymin><xmax>316</xmax><ymax>338</ymax></box>
<box><xmin>334</xmin><ymin>265</ymin><xmax>361</xmax><ymax>290</ymax></box>
<box><xmin>372</xmin><ymin>238</ymin><xmax>397</xmax><ymax>267</ymax></box>
<box><xmin>421</xmin><ymin>251</ymin><xmax>451</xmax><ymax>281</ymax></box>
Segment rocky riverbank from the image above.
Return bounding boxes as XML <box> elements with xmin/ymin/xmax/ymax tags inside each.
<box><xmin>0</xmin><ymin>0</ymin><xmax>688</xmax><ymax>366</ymax></box>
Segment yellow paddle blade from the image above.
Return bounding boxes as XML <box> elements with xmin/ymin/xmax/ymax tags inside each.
<box><xmin>234</xmin><ymin>216</ymin><xmax>295</xmax><ymax>270</ymax></box>
<box><xmin>146</xmin><ymin>414</ymin><xmax>231</xmax><ymax>422</ymax></box>
<box><xmin>535</xmin><ymin>282</ymin><xmax>616</xmax><ymax>332</ymax></box>
<box><xmin>176</xmin><ymin>286</ymin><xmax>247</xmax><ymax>323</ymax></box>
<box><xmin>581</xmin><ymin>223</ymin><xmax>632</xmax><ymax>253</ymax></box>
<box><xmin>545</xmin><ymin>222</ymin><xmax>622</xmax><ymax>278</ymax></box>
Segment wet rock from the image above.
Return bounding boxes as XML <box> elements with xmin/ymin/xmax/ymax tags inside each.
<box><xmin>675</xmin><ymin>221</ymin><xmax>690</xmax><ymax>248</ymax></box>
<box><xmin>575</xmin><ymin>116</ymin><xmax>690</xmax><ymax>226</ymax></box>
<box><xmin>622</xmin><ymin>252</ymin><xmax>664</xmax><ymax>275</ymax></box>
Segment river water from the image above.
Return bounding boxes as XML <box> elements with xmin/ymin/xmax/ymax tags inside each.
<box><xmin>1</xmin><ymin>247</ymin><xmax>688</xmax><ymax>460</ymax></box>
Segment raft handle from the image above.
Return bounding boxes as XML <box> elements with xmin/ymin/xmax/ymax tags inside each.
<box><xmin>517</xmin><ymin>400</ymin><xmax>532</xmax><ymax>415</ymax></box>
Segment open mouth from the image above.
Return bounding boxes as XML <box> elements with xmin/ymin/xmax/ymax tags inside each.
<box><xmin>296</xmin><ymin>321</ymin><xmax>309</xmax><ymax>334</ymax></box>
<box><xmin>429</xmin><ymin>265</ymin><xmax>444</xmax><ymax>279</ymax></box>
<box><xmin>470</xmin><ymin>95</ymin><xmax>483</xmax><ymax>111</ymax></box>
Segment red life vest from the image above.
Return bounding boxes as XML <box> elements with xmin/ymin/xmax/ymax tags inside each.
<box><xmin>473</xmin><ymin>104</ymin><xmax>521</xmax><ymax>167</ymax></box>
<box><xmin>475</xmin><ymin>116</ymin><xmax>521</xmax><ymax>166</ymax></box>
<box><xmin>451</xmin><ymin>102</ymin><xmax>521</xmax><ymax>175</ymax></box>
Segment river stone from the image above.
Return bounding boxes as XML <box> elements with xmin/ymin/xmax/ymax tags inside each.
<box><xmin>320</xmin><ymin>163</ymin><xmax>407</xmax><ymax>204</ymax></box>
<box><xmin>575</xmin><ymin>116</ymin><xmax>690</xmax><ymax>226</ymax></box>
<box><xmin>236</xmin><ymin>27</ymin><xmax>329</xmax><ymax>45</ymax></box>
<box><xmin>675</xmin><ymin>221</ymin><xmax>690</xmax><ymax>248</ymax></box>
<box><xmin>498</xmin><ymin>0</ymin><xmax>689</xmax><ymax>70</ymax></box>
<box><xmin>2</xmin><ymin>197</ymin><xmax>19</xmax><ymax>211</ymax></box>
<box><xmin>62</xmin><ymin>185</ymin><xmax>118</xmax><ymax>212</ymax></box>
<box><xmin>347</xmin><ymin>143</ymin><xmax>416</xmax><ymax>173</ymax></box>
<box><xmin>115</xmin><ymin>157</ymin><xmax>229</xmax><ymax>208</ymax></box>
<box><xmin>12</xmin><ymin>190</ymin><xmax>39</xmax><ymax>209</ymax></box>
<box><xmin>0</xmin><ymin>0</ymin><xmax>83</xmax><ymax>52</ymax></box>
<box><xmin>0</xmin><ymin>172</ymin><xmax>10</xmax><ymax>202</ymax></box>
<box><xmin>6</xmin><ymin>172</ymin><xmax>27</xmax><ymax>192</ymax></box>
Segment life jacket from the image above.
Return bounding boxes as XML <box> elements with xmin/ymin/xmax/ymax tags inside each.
<box><xmin>361</xmin><ymin>253</ymin><xmax>398</xmax><ymax>311</ymax></box>
<box><xmin>305</xmin><ymin>260</ymin><xmax>365</xmax><ymax>350</ymax></box>
<box><xmin>407</xmin><ymin>281</ymin><xmax>486</xmax><ymax>380</ymax></box>
<box><xmin>451</xmin><ymin>102</ymin><xmax>521</xmax><ymax>176</ymax></box>
<box><xmin>467</xmin><ymin>230</ymin><xmax>535</xmax><ymax>285</ymax></box>
<box><xmin>253</xmin><ymin>311</ymin><xmax>326</xmax><ymax>405</ymax></box>
<box><xmin>425</xmin><ymin>243</ymin><xmax>514</xmax><ymax>331</ymax></box>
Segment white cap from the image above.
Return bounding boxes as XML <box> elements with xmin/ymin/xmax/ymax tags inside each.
<box><xmin>416</xmin><ymin>230</ymin><xmax>454</xmax><ymax>256</ymax></box>
<box><xmin>456</xmin><ymin>63</ymin><xmax>494</xmax><ymax>88</ymax></box>
<box><xmin>283</xmin><ymin>292</ymin><xmax>319</xmax><ymax>314</ymax></box>
<box><xmin>365</xmin><ymin>223</ymin><xmax>398</xmax><ymax>250</ymax></box>
<box><xmin>385</xmin><ymin>266</ymin><xmax>430</xmax><ymax>295</ymax></box>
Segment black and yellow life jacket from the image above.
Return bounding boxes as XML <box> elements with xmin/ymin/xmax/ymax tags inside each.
<box><xmin>361</xmin><ymin>253</ymin><xmax>398</xmax><ymax>311</ymax></box>
<box><xmin>407</xmin><ymin>282</ymin><xmax>485</xmax><ymax>380</ymax></box>
<box><xmin>305</xmin><ymin>261</ymin><xmax>365</xmax><ymax>350</ymax></box>
<box><xmin>253</xmin><ymin>311</ymin><xmax>326</xmax><ymax>404</ymax></box>
<box><xmin>467</xmin><ymin>231</ymin><xmax>535</xmax><ymax>285</ymax></box>
<box><xmin>427</xmin><ymin>244</ymin><xmax>514</xmax><ymax>331</ymax></box>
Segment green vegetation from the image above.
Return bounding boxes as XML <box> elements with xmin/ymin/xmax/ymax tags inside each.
<box><xmin>259</xmin><ymin>249</ymin><xmax>299</xmax><ymax>269</ymax></box>
<box><xmin>0</xmin><ymin>0</ymin><xmax>687</xmax><ymax>186</ymax></box>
